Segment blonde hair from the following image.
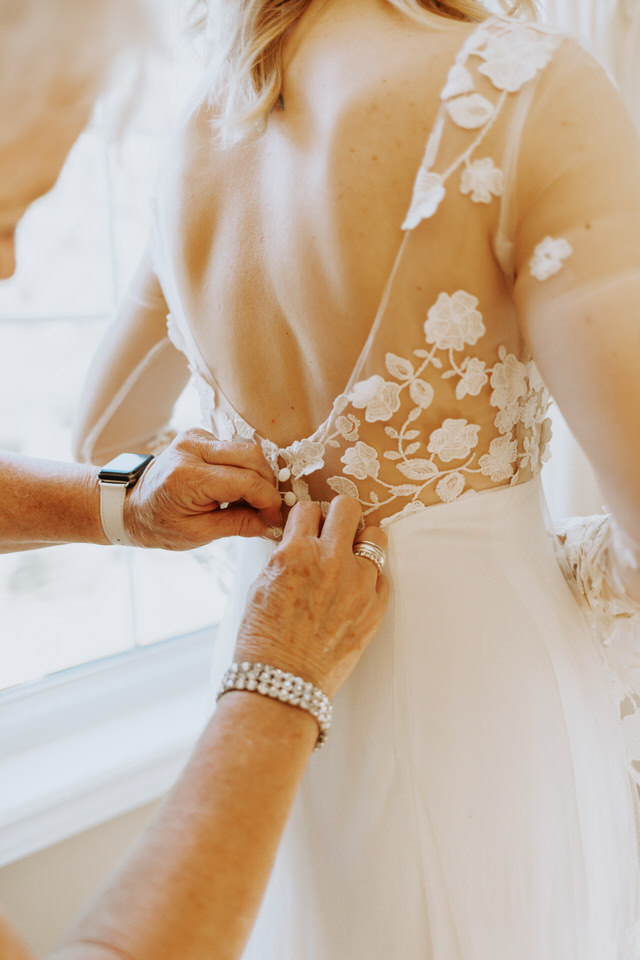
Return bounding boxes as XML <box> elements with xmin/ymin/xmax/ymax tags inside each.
<box><xmin>0</xmin><ymin>0</ymin><xmax>151</xmax><ymax>144</ymax></box>
<box><xmin>189</xmin><ymin>0</ymin><xmax>538</xmax><ymax>144</ymax></box>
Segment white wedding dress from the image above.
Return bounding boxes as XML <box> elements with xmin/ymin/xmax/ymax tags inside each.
<box><xmin>213</xmin><ymin>479</ymin><xmax>640</xmax><ymax>959</ymax></box>
<box><xmin>82</xmin><ymin>13</ymin><xmax>640</xmax><ymax>958</ymax></box>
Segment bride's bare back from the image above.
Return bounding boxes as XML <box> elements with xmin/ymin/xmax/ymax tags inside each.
<box><xmin>161</xmin><ymin>2</ymin><xmax>484</xmax><ymax>444</ymax></box>
<box><xmin>77</xmin><ymin>0</ymin><xmax>640</xmax><ymax>537</ymax></box>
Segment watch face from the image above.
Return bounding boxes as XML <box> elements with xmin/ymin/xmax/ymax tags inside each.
<box><xmin>98</xmin><ymin>453</ymin><xmax>153</xmax><ymax>483</ymax></box>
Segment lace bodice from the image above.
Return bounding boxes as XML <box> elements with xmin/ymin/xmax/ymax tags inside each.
<box><xmin>160</xmin><ymin>17</ymin><xmax>568</xmax><ymax>528</ymax></box>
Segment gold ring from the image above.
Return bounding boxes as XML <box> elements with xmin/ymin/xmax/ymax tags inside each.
<box><xmin>353</xmin><ymin>540</ymin><xmax>386</xmax><ymax>576</ymax></box>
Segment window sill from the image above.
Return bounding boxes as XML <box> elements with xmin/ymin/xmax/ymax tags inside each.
<box><xmin>0</xmin><ymin>630</ymin><xmax>214</xmax><ymax>868</ymax></box>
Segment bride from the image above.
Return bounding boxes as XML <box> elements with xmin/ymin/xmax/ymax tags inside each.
<box><xmin>74</xmin><ymin>0</ymin><xmax>640</xmax><ymax>956</ymax></box>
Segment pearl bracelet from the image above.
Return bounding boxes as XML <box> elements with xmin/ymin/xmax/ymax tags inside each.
<box><xmin>216</xmin><ymin>662</ymin><xmax>333</xmax><ymax>749</ymax></box>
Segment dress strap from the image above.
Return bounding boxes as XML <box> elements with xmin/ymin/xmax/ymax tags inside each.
<box><xmin>336</xmin><ymin>18</ymin><xmax>563</xmax><ymax>408</ymax></box>
<box><xmin>402</xmin><ymin>17</ymin><xmax>564</xmax><ymax>233</ymax></box>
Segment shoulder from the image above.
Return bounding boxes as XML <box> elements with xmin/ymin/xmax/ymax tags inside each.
<box><xmin>155</xmin><ymin>76</ymin><xmax>229</xmax><ymax>220</ymax></box>
<box><xmin>515</xmin><ymin>29</ymin><xmax>640</xmax><ymax>193</ymax></box>
<box><xmin>458</xmin><ymin>16</ymin><xmax>571</xmax><ymax>94</ymax></box>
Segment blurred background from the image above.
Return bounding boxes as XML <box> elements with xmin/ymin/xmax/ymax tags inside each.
<box><xmin>0</xmin><ymin>0</ymin><xmax>230</xmax><ymax>691</ymax></box>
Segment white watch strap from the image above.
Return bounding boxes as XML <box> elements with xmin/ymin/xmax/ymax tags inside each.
<box><xmin>99</xmin><ymin>480</ymin><xmax>134</xmax><ymax>546</ymax></box>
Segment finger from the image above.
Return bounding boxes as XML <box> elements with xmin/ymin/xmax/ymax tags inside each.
<box><xmin>320</xmin><ymin>495</ymin><xmax>363</xmax><ymax>549</ymax></box>
<box><xmin>354</xmin><ymin>525</ymin><xmax>388</xmax><ymax>552</ymax></box>
<box><xmin>193</xmin><ymin>466</ymin><xmax>282</xmax><ymax>525</ymax></box>
<box><xmin>353</xmin><ymin>525</ymin><xmax>388</xmax><ymax>582</ymax></box>
<box><xmin>376</xmin><ymin>573</ymin><xmax>390</xmax><ymax>605</ymax></box>
<box><xmin>179</xmin><ymin>431</ymin><xmax>277</xmax><ymax>487</ymax></box>
<box><xmin>192</xmin><ymin>505</ymin><xmax>272</xmax><ymax>542</ymax></box>
<box><xmin>281</xmin><ymin>501</ymin><xmax>323</xmax><ymax>545</ymax></box>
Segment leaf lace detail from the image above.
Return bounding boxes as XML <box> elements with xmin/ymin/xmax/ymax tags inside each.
<box><xmin>315</xmin><ymin>295</ymin><xmax>552</xmax><ymax>525</ymax></box>
<box><xmin>403</xmin><ymin>18</ymin><xmax>563</xmax><ymax>230</ymax></box>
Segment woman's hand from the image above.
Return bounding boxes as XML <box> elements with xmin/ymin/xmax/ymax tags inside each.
<box><xmin>234</xmin><ymin>497</ymin><xmax>389</xmax><ymax>699</ymax></box>
<box><xmin>123</xmin><ymin>429</ymin><xmax>283</xmax><ymax>549</ymax></box>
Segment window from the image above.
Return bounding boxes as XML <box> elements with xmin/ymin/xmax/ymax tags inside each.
<box><xmin>0</xmin><ymin>2</ymin><xmax>234</xmax><ymax>865</ymax></box>
<box><xmin>0</xmin><ymin>2</ymin><xmax>234</xmax><ymax>693</ymax></box>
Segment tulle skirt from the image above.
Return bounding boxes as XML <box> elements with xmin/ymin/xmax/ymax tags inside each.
<box><xmin>210</xmin><ymin>477</ymin><xmax>640</xmax><ymax>959</ymax></box>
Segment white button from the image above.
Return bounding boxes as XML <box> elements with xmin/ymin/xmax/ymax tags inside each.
<box><xmin>284</xmin><ymin>491</ymin><xmax>298</xmax><ymax>507</ymax></box>
<box><xmin>278</xmin><ymin>467</ymin><xmax>291</xmax><ymax>483</ymax></box>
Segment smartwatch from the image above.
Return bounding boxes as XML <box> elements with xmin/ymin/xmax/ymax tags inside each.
<box><xmin>98</xmin><ymin>453</ymin><xmax>154</xmax><ymax>546</ymax></box>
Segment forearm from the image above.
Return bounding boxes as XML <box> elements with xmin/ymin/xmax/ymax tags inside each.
<box><xmin>50</xmin><ymin>693</ymin><xmax>318</xmax><ymax>960</ymax></box>
<box><xmin>72</xmin><ymin>252</ymin><xmax>189</xmax><ymax>467</ymax></box>
<box><xmin>0</xmin><ymin>454</ymin><xmax>108</xmax><ymax>552</ymax></box>
<box><xmin>0</xmin><ymin>909</ymin><xmax>34</xmax><ymax>960</ymax></box>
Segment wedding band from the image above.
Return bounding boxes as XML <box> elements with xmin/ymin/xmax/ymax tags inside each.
<box><xmin>353</xmin><ymin>540</ymin><xmax>386</xmax><ymax>576</ymax></box>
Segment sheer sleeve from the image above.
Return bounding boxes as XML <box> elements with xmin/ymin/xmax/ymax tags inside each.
<box><xmin>505</xmin><ymin>38</ymin><xmax>640</xmax><ymax>773</ymax></box>
<box><xmin>509</xmin><ymin>39</ymin><xmax>640</xmax><ymax>591</ymax></box>
<box><xmin>72</xmin><ymin>246</ymin><xmax>191</xmax><ymax>465</ymax></box>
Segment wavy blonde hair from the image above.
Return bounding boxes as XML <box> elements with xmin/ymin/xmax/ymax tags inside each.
<box><xmin>189</xmin><ymin>0</ymin><xmax>538</xmax><ymax>144</ymax></box>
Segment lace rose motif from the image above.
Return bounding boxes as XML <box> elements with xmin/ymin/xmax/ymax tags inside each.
<box><xmin>489</xmin><ymin>348</ymin><xmax>528</xmax><ymax>408</ymax></box>
<box><xmin>479</xmin><ymin>436</ymin><xmax>518</xmax><ymax>482</ymax></box>
<box><xmin>424</xmin><ymin>291</ymin><xmax>486</xmax><ymax>351</ymax></box>
<box><xmin>456</xmin><ymin>357</ymin><xmax>489</xmax><ymax>399</ymax></box>
<box><xmin>285</xmin><ymin>439</ymin><xmax>325</xmax><ymax>478</ymax></box>
<box><xmin>320</xmin><ymin>292</ymin><xmax>552</xmax><ymax>516</ymax></box>
<box><xmin>348</xmin><ymin>375</ymin><xmax>402</xmax><ymax>423</ymax></box>
<box><xmin>172</xmin><ymin>299</ymin><xmax>552</xmax><ymax>523</ymax></box>
<box><xmin>477</xmin><ymin>28</ymin><xmax>559</xmax><ymax>92</ymax></box>
<box><xmin>342</xmin><ymin>442</ymin><xmax>380</xmax><ymax>480</ymax></box>
<box><xmin>460</xmin><ymin>158</ymin><xmax>504</xmax><ymax>204</ymax></box>
<box><xmin>530</xmin><ymin>237</ymin><xmax>574</xmax><ymax>281</ymax></box>
<box><xmin>428</xmin><ymin>419</ymin><xmax>481</xmax><ymax>463</ymax></box>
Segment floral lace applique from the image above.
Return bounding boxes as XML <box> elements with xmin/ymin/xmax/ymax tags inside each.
<box><xmin>530</xmin><ymin>236</ymin><xmax>574</xmax><ymax>281</ymax></box>
<box><xmin>251</xmin><ymin>288</ymin><xmax>552</xmax><ymax>526</ymax></box>
<box><xmin>170</xmin><ymin>285</ymin><xmax>552</xmax><ymax>527</ymax></box>
<box><xmin>477</xmin><ymin>25</ymin><xmax>560</xmax><ymax>92</ymax></box>
<box><xmin>342</xmin><ymin>353</ymin><xmax>545</xmax><ymax>521</ymax></box>
<box><xmin>403</xmin><ymin>19</ymin><xmax>562</xmax><ymax>230</ymax></box>
<box><xmin>460</xmin><ymin>158</ymin><xmax>504</xmax><ymax>204</ymax></box>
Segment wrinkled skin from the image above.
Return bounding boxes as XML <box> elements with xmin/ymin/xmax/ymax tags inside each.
<box><xmin>124</xmin><ymin>429</ymin><xmax>284</xmax><ymax>549</ymax></box>
<box><xmin>235</xmin><ymin>496</ymin><xmax>389</xmax><ymax>698</ymax></box>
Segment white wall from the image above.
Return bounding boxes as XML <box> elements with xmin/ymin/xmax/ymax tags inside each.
<box><xmin>0</xmin><ymin>801</ymin><xmax>160</xmax><ymax>957</ymax></box>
